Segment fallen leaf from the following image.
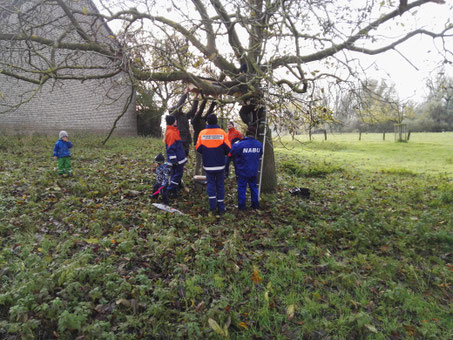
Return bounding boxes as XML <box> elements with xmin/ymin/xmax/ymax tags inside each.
<box><xmin>251</xmin><ymin>267</ymin><xmax>262</xmax><ymax>284</ymax></box>
<box><xmin>365</xmin><ymin>324</ymin><xmax>378</xmax><ymax>333</ymax></box>
<box><xmin>116</xmin><ymin>298</ymin><xmax>131</xmax><ymax>308</ymax></box>
<box><xmin>238</xmin><ymin>322</ymin><xmax>247</xmax><ymax>329</ymax></box>
<box><xmin>286</xmin><ymin>304</ymin><xmax>295</xmax><ymax>320</ymax></box>
<box><xmin>208</xmin><ymin>318</ymin><xmax>224</xmax><ymax>336</ymax></box>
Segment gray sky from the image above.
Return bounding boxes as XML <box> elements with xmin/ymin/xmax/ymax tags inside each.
<box><xmin>95</xmin><ymin>0</ymin><xmax>453</xmax><ymax>103</ymax></box>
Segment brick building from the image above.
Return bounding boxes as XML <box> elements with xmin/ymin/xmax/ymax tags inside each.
<box><xmin>0</xmin><ymin>0</ymin><xmax>137</xmax><ymax>135</ymax></box>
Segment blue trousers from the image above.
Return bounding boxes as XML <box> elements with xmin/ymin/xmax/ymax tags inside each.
<box><xmin>168</xmin><ymin>163</ymin><xmax>184</xmax><ymax>192</ymax></box>
<box><xmin>237</xmin><ymin>176</ymin><xmax>259</xmax><ymax>210</ymax></box>
<box><xmin>206</xmin><ymin>171</ymin><xmax>225</xmax><ymax>212</ymax></box>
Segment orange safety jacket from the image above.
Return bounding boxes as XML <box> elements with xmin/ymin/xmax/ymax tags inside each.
<box><xmin>228</xmin><ymin>127</ymin><xmax>243</xmax><ymax>145</ymax></box>
<box><xmin>196</xmin><ymin>124</ymin><xmax>231</xmax><ymax>172</ymax></box>
<box><xmin>165</xmin><ymin>125</ymin><xmax>187</xmax><ymax>165</ymax></box>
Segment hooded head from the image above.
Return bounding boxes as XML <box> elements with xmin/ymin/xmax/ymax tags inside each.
<box><xmin>246</xmin><ymin>125</ymin><xmax>256</xmax><ymax>137</ymax></box>
<box><xmin>165</xmin><ymin>115</ymin><xmax>176</xmax><ymax>126</ymax></box>
<box><xmin>154</xmin><ymin>153</ymin><xmax>165</xmax><ymax>163</ymax></box>
<box><xmin>59</xmin><ymin>130</ymin><xmax>68</xmax><ymax>139</ymax></box>
<box><xmin>207</xmin><ymin>114</ymin><xmax>217</xmax><ymax>125</ymax></box>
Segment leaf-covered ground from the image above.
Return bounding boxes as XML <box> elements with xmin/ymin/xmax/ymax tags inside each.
<box><xmin>0</xmin><ymin>135</ymin><xmax>452</xmax><ymax>339</ymax></box>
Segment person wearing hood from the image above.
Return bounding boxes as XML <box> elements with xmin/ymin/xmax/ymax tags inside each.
<box><xmin>53</xmin><ymin>130</ymin><xmax>73</xmax><ymax>176</ymax></box>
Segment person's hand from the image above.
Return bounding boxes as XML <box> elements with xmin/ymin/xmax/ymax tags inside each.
<box><xmin>53</xmin><ymin>156</ymin><xmax>57</xmax><ymax>160</ymax></box>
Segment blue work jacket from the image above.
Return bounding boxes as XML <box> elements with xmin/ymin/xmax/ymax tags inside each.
<box><xmin>231</xmin><ymin>137</ymin><xmax>263</xmax><ymax>178</ymax></box>
<box><xmin>53</xmin><ymin>139</ymin><xmax>73</xmax><ymax>158</ymax></box>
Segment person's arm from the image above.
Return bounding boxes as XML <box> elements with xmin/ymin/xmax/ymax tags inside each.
<box><xmin>66</xmin><ymin>141</ymin><xmax>73</xmax><ymax>149</ymax></box>
<box><xmin>203</xmin><ymin>101</ymin><xmax>216</xmax><ymax>119</ymax></box>
<box><xmin>166</xmin><ymin>133</ymin><xmax>178</xmax><ymax>165</ymax></box>
<box><xmin>197</xmin><ymin>99</ymin><xmax>207</xmax><ymax>117</ymax></box>
<box><xmin>174</xmin><ymin>93</ymin><xmax>188</xmax><ymax>111</ymax></box>
<box><xmin>224</xmin><ymin>132</ymin><xmax>231</xmax><ymax>155</ymax></box>
<box><xmin>186</xmin><ymin>94</ymin><xmax>199</xmax><ymax>119</ymax></box>
<box><xmin>53</xmin><ymin>142</ymin><xmax>59</xmax><ymax>159</ymax></box>
<box><xmin>195</xmin><ymin>133</ymin><xmax>203</xmax><ymax>154</ymax></box>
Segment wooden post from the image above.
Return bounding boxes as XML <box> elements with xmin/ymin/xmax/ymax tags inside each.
<box><xmin>309</xmin><ymin>129</ymin><xmax>312</xmax><ymax>141</ymax></box>
<box><xmin>324</xmin><ymin>129</ymin><xmax>327</xmax><ymax>140</ymax></box>
<box><xmin>407</xmin><ymin>130</ymin><xmax>411</xmax><ymax>141</ymax></box>
<box><xmin>359</xmin><ymin>131</ymin><xmax>362</xmax><ymax>141</ymax></box>
<box><xmin>383</xmin><ymin>131</ymin><xmax>385</xmax><ymax>141</ymax></box>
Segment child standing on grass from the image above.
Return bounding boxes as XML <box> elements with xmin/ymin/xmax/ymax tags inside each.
<box><xmin>53</xmin><ymin>130</ymin><xmax>73</xmax><ymax>176</ymax></box>
<box><xmin>151</xmin><ymin>153</ymin><xmax>171</xmax><ymax>205</ymax></box>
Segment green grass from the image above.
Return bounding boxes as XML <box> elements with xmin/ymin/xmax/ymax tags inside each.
<box><xmin>276</xmin><ymin>132</ymin><xmax>453</xmax><ymax>175</ymax></box>
<box><xmin>0</xmin><ymin>133</ymin><xmax>452</xmax><ymax>339</ymax></box>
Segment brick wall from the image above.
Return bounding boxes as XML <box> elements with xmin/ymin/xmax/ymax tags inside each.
<box><xmin>0</xmin><ymin>0</ymin><xmax>137</xmax><ymax>136</ymax></box>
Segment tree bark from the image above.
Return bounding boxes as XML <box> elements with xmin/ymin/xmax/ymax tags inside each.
<box><xmin>260</xmin><ymin>127</ymin><xmax>277</xmax><ymax>193</ymax></box>
<box><xmin>255</xmin><ymin>106</ymin><xmax>277</xmax><ymax>193</ymax></box>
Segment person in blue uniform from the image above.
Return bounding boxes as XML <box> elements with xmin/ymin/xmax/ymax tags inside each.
<box><xmin>195</xmin><ymin>114</ymin><xmax>231</xmax><ymax>214</ymax></box>
<box><xmin>164</xmin><ymin>115</ymin><xmax>187</xmax><ymax>197</ymax></box>
<box><xmin>230</xmin><ymin>125</ymin><xmax>263</xmax><ymax>210</ymax></box>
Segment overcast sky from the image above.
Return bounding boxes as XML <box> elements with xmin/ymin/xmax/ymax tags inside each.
<box><xmin>95</xmin><ymin>0</ymin><xmax>453</xmax><ymax>103</ymax></box>
<box><xmin>357</xmin><ymin>1</ymin><xmax>453</xmax><ymax>102</ymax></box>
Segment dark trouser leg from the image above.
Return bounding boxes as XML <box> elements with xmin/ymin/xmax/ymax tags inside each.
<box><xmin>168</xmin><ymin>163</ymin><xmax>184</xmax><ymax>192</ymax></box>
<box><xmin>206</xmin><ymin>172</ymin><xmax>217</xmax><ymax>211</ymax></box>
<box><xmin>249</xmin><ymin>176</ymin><xmax>259</xmax><ymax>209</ymax></box>
<box><xmin>237</xmin><ymin>176</ymin><xmax>247</xmax><ymax>210</ymax></box>
<box><xmin>215</xmin><ymin>170</ymin><xmax>225</xmax><ymax>212</ymax></box>
<box><xmin>161</xmin><ymin>187</ymin><xmax>169</xmax><ymax>205</ymax></box>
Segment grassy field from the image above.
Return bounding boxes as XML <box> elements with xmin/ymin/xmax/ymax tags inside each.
<box><xmin>275</xmin><ymin>132</ymin><xmax>453</xmax><ymax>176</ymax></box>
<box><xmin>0</xmin><ymin>133</ymin><xmax>452</xmax><ymax>339</ymax></box>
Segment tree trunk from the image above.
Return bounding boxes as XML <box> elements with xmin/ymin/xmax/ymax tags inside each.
<box><xmin>260</xmin><ymin>127</ymin><xmax>277</xmax><ymax>193</ymax></box>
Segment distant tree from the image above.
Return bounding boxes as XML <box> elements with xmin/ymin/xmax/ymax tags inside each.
<box><xmin>417</xmin><ymin>74</ymin><xmax>453</xmax><ymax>131</ymax></box>
<box><xmin>341</xmin><ymin>80</ymin><xmax>414</xmax><ymax>133</ymax></box>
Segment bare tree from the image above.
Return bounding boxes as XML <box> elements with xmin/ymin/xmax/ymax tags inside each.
<box><xmin>1</xmin><ymin>0</ymin><xmax>452</xmax><ymax>191</ymax></box>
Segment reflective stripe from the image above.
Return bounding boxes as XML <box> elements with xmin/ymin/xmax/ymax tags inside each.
<box><xmin>209</xmin><ymin>196</ymin><xmax>216</xmax><ymax>199</ymax></box>
<box><xmin>169</xmin><ymin>155</ymin><xmax>176</xmax><ymax>159</ymax></box>
<box><xmin>203</xmin><ymin>165</ymin><xmax>225</xmax><ymax>171</ymax></box>
<box><xmin>171</xmin><ymin>181</ymin><xmax>179</xmax><ymax>185</ymax></box>
<box><xmin>178</xmin><ymin>157</ymin><xmax>187</xmax><ymax>164</ymax></box>
<box><xmin>217</xmin><ymin>200</ymin><xmax>224</xmax><ymax>202</ymax></box>
<box><xmin>201</xmin><ymin>135</ymin><xmax>224</xmax><ymax>140</ymax></box>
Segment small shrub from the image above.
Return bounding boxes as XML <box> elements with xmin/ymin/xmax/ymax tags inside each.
<box><xmin>281</xmin><ymin>160</ymin><xmax>342</xmax><ymax>178</ymax></box>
